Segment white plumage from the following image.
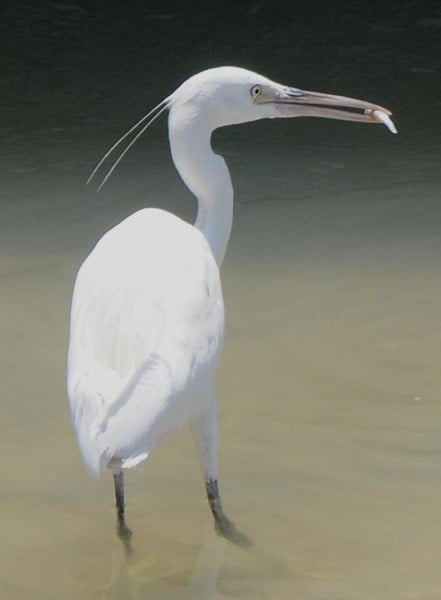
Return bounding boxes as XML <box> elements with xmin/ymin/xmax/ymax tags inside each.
<box><xmin>68</xmin><ymin>208</ymin><xmax>223</xmax><ymax>476</ymax></box>
<box><xmin>67</xmin><ymin>66</ymin><xmax>395</xmax><ymax>549</ymax></box>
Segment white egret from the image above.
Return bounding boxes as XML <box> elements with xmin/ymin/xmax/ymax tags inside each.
<box><xmin>67</xmin><ymin>66</ymin><xmax>396</xmax><ymax>552</ymax></box>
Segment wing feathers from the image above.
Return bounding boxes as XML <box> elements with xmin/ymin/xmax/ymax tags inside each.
<box><xmin>95</xmin><ymin>353</ymin><xmax>174</xmax><ymax>471</ymax></box>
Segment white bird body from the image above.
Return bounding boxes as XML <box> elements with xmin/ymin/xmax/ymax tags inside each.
<box><xmin>67</xmin><ymin>66</ymin><xmax>395</xmax><ymax>549</ymax></box>
<box><xmin>68</xmin><ymin>208</ymin><xmax>223</xmax><ymax>476</ymax></box>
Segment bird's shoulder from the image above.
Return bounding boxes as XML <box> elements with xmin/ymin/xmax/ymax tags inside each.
<box><xmin>79</xmin><ymin>208</ymin><xmax>215</xmax><ymax>278</ymax></box>
<box><xmin>74</xmin><ymin>208</ymin><xmax>221</xmax><ymax>307</ymax></box>
<box><xmin>100</xmin><ymin>207</ymin><xmax>206</xmax><ymax>254</ymax></box>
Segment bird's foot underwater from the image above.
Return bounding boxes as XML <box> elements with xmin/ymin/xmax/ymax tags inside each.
<box><xmin>117</xmin><ymin>522</ymin><xmax>133</xmax><ymax>555</ymax></box>
<box><xmin>215</xmin><ymin>514</ymin><xmax>253</xmax><ymax>549</ymax></box>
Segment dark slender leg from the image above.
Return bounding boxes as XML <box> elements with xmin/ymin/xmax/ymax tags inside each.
<box><xmin>205</xmin><ymin>478</ymin><xmax>252</xmax><ymax>548</ymax></box>
<box><xmin>113</xmin><ymin>470</ymin><xmax>133</xmax><ymax>554</ymax></box>
<box><xmin>191</xmin><ymin>392</ymin><xmax>252</xmax><ymax>548</ymax></box>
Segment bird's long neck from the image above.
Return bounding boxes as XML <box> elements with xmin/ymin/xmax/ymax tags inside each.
<box><xmin>168</xmin><ymin>108</ymin><xmax>233</xmax><ymax>266</ymax></box>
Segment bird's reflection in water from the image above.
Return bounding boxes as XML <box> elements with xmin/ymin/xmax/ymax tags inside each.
<box><xmin>104</xmin><ymin>527</ymin><xmax>295</xmax><ymax>599</ymax></box>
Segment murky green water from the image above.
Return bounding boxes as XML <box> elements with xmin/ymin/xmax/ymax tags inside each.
<box><xmin>2</xmin><ymin>2</ymin><xmax>441</xmax><ymax>598</ymax></box>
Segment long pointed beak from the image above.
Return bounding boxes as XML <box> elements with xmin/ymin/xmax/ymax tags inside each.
<box><xmin>274</xmin><ymin>87</ymin><xmax>397</xmax><ymax>133</ymax></box>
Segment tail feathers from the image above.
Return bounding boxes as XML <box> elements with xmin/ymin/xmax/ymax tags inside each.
<box><xmin>70</xmin><ymin>364</ymin><xmax>123</xmax><ymax>477</ymax></box>
<box><xmin>76</xmin><ymin>415</ymin><xmax>107</xmax><ymax>477</ymax></box>
<box><xmin>70</xmin><ymin>354</ymin><xmax>173</xmax><ymax>477</ymax></box>
<box><xmin>94</xmin><ymin>354</ymin><xmax>174</xmax><ymax>468</ymax></box>
<box><xmin>120</xmin><ymin>453</ymin><xmax>149</xmax><ymax>469</ymax></box>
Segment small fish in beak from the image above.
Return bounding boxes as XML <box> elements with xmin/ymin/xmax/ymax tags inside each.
<box><xmin>367</xmin><ymin>109</ymin><xmax>397</xmax><ymax>134</ymax></box>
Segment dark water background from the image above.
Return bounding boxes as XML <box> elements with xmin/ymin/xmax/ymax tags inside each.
<box><xmin>1</xmin><ymin>2</ymin><xmax>441</xmax><ymax>598</ymax></box>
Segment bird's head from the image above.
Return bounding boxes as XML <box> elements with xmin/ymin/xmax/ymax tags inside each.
<box><xmin>169</xmin><ymin>66</ymin><xmax>396</xmax><ymax>133</ymax></box>
<box><xmin>88</xmin><ymin>65</ymin><xmax>396</xmax><ymax>191</ymax></box>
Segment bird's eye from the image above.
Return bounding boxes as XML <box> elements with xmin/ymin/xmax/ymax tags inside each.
<box><xmin>250</xmin><ymin>85</ymin><xmax>262</xmax><ymax>99</ymax></box>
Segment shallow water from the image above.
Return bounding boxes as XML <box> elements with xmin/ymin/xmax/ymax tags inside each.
<box><xmin>2</xmin><ymin>2</ymin><xmax>441</xmax><ymax>599</ymax></box>
<box><xmin>3</xmin><ymin>175</ymin><xmax>441</xmax><ymax>599</ymax></box>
